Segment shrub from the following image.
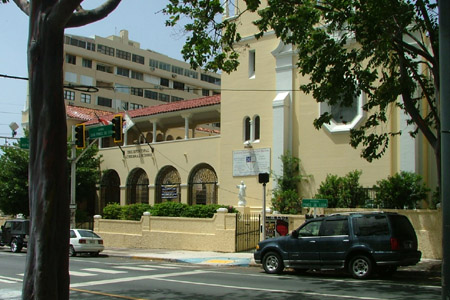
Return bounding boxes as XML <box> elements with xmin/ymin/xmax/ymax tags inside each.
<box><xmin>150</xmin><ymin>201</ymin><xmax>187</xmax><ymax>217</ymax></box>
<box><xmin>374</xmin><ymin>171</ymin><xmax>430</xmax><ymax>209</ymax></box>
<box><xmin>121</xmin><ymin>203</ymin><xmax>152</xmax><ymax>220</ymax></box>
<box><xmin>315</xmin><ymin>170</ymin><xmax>365</xmax><ymax>208</ymax></box>
<box><xmin>271</xmin><ymin>152</ymin><xmax>305</xmax><ymax>214</ymax></box>
<box><xmin>103</xmin><ymin>203</ymin><xmax>122</xmax><ymax>219</ymax></box>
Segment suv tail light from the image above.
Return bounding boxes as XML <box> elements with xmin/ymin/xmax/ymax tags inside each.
<box><xmin>390</xmin><ymin>238</ymin><xmax>400</xmax><ymax>250</ymax></box>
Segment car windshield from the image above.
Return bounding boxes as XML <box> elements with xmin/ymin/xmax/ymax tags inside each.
<box><xmin>77</xmin><ymin>230</ymin><xmax>101</xmax><ymax>238</ymax></box>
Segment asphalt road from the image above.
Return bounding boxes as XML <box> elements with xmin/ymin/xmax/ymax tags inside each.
<box><xmin>0</xmin><ymin>247</ymin><xmax>442</xmax><ymax>300</ymax></box>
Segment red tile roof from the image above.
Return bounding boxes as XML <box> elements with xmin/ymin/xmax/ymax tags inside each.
<box><xmin>66</xmin><ymin>105</ymin><xmax>112</xmax><ymax>121</ymax></box>
<box><xmin>84</xmin><ymin>94</ymin><xmax>221</xmax><ymax>125</ymax></box>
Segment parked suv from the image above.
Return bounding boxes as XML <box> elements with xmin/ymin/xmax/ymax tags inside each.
<box><xmin>0</xmin><ymin>219</ymin><xmax>30</xmax><ymax>253</ymax></box>
<box><xmin>254</xmin><ymin>212</ymin><xmax>421</xmax><ymax>279</ymax></box>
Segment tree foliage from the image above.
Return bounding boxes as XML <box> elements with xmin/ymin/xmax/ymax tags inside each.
<box><xmin>375</xmin><ymin>171</ymin><xmax>430</xmax><ymax>209</ymax></box>
<box><xmin>0</xmin><ymin>145</ymin><xmax>29</xmax><ymax>216</ymax></box>
<box><xmin>165</xmin><ymin>0</ymin><xmax>441</xmax><ymax>188</ymax></box>
<box><xmin>315</xmin><ymin>170</ymin><xmax>366</xmax><ymax>208</ymax></box>
<box><xmin>271</xmin><ymin>152</ymin><xmax>305</xmax><ymax>214</ymax></box>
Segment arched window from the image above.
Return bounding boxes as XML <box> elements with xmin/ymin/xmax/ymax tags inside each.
<box><xmin>126</xmin><ymin>168</ymin><xmax>149</xmax><ymax>204</ymax></box>
<box><xmin>99</xmin><ymin>170</ymin><xmax>121</xmax><ymax>214</ymax></box>
<box><xmin>244</xmin><ymin>117</ymin><xmax>251</xmax><ymax>142</ymax></box>
<box><xmin>155</xmin><ymin>166</ymin><xmax>181</xmax><ymax>203</ymax></box>
<box><xmin>253</xmin><ymin>115</ymin><xmax>260</xmax><ymax>141</ymax></box>
<box><xmin>188</xmin><ymin>164</ymin><xmax>218</xmax><ymax>205</ymax></box>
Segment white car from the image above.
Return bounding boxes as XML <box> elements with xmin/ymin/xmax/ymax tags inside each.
<box><xmin>69</xmin><ymin>229</ymin><xmax>104</xmax><ymax>257</ymax></box>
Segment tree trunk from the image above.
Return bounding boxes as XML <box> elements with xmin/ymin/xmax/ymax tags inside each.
<box><xmin>22</xmin><ymin>7</ymin><xmax>70</xmax><ymax>300</ymax></box>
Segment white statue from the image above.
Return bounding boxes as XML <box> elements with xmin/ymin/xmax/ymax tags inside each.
<box><xmin>237</xmin><ymin>181</ymin><xmax>247</xmax><ymax>207</ymax></box>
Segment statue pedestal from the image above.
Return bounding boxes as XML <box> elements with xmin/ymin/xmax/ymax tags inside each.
<box><xmin>235</xmin><ymin>206</ymin><xmax>251</xmax><ymax>215</ymax></box>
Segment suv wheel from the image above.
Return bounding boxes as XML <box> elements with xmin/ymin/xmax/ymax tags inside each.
<box><xmin>263</xmin><ymin>252</ymin><xmax>284</xmax><ymax>274</ymax></box>
<box><xmin>349</xmin><ymin>255</ymin><xmax>373</xmax><ymax>279</ymax></box>
<box><xmin>10</xmin><ymin>238</ymin><xmax>22</xmax><ymax>253</ymax></box>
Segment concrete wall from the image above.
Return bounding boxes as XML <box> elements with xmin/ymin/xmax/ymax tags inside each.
<box><xmin>93</xmin><ymin>209</ymin><xmax>442</xmax><ymax>259</ymax></box>
<box><xmin>94</xmin><ymin>210</ymin><xmax>237</xmax><ymax>252</ymax></box>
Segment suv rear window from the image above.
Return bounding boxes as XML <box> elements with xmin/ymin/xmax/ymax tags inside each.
<box><xmin>353</xmin><ymin>215</ymin><xmax>389</xmax><ymax>236</ymax></box>
<box><xmin>389</xmin><ymin>215</ymin><xmax>416</xmax><ymax>240</ymax></box>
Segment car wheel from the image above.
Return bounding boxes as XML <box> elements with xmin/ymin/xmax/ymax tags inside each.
<box><xmin>69</xmin><ymin>245</ymin><xmax>77</xmax><ymax>257</ymax></box>
<box><xmin>10</xmin><ymin>239</ymin><xmax>22</xmax><ymax>253</ymax></box>
<box><xmin>262</xmin><ymin>251</ymin><xmax>284</xmax><ymax>274</ymax></box>
<box><xmin>349</xmin><ymin>255</ymin><xmax>373</xmax><ymax>279</ymax></box>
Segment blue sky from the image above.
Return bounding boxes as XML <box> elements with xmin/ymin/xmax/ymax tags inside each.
<box><xmin>0</xmin><ymin>1</ymin><xmax>188</xmax><ymax>141</ymax></box>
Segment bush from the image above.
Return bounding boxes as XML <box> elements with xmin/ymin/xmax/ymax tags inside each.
<box><xmin>103</xmin><ymin>203</ymin><xmax>122</xmax><ymax>219</ymax></box>
<box><xmin>121</xmin><ymin>203</ymin><xmax>152</xmax><ymax>220</ymax></box>
<box><xmin>374</xmin><ymin>171</ymin><xmax>430</xmax><ymax>209</ymax></box>
<box><xmin>272</xmin><ymin>190</ymin><xmax>302</xmax><ymax>214</ymax></box>
<box><xmin>315</xmin><ymin>170</ymin><xmax>365</xmax><ymax>208</ymax></box>
<box><xmin>150</xmin><ymin>201</ymin><xmax>187</xmax><ymax>217</ymax></box>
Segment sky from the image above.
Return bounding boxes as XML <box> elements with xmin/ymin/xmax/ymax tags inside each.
<box><xmin>0</xmin><ymin>1</ymin><xmax>189</xmax><ymax>143</ymax></box>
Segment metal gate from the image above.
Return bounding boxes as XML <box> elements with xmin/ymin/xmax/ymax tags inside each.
<box><xmin>235</xmin><ymin>214</ymin><xmax>260</xmax><ymax>252</ymax></box>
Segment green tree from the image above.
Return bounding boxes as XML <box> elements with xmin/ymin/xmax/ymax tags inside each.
<box><xmin>315</xmin><ymin>170</ymin><xmax>366</xmax><ymax>208</ymax></box>
<box><xmin>0</xmin><ymin>145</ymin><xmax>29</xmax><ymax>216</ymax></box>
<box><xmin>375</xmin><ymin>171</ymin><xmax>430</xmax><ymax>209</ymax></box>
<box><xmin>165</xmin><ymin>0</ymin><xmax>441</xmax><ymax>191</ymax></box>
<box><xmin>271</xmin><ymin>152</ymin><xmax>305</xmax><ymax>214</ymax></box>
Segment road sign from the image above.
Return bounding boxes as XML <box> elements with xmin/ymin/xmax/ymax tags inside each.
<box><xmin>88</xmin><ymin>125</ymin><xmax>113</xmax><ymax>139</ymax></box>
<box><xmin>302</xmin><ymin>198</ymin><xmax>328</xmax><ymax>208</ymax></box>
<box><xmin>19</xmin><ymin>137</ymin><xmax>29</xmax><ymax>149</ymax></box>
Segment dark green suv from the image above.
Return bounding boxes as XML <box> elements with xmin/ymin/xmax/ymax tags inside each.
<box><xmin>254</xmin><ymin>212</ymin><xmax>421</xmax><ymax>279</ymax></box>
<box><xmin>0</xmin><ymin>219</ymin><xmax>30</xmax><ymax>253</ymax></box>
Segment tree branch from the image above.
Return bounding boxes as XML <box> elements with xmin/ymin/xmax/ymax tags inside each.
<box><xmin>65</xmin><ymin>0</ymin><xmax>122</xmax><ymax>28</ymax></box>
<box><xmin>12</xmin><ymin>0</ymin><xmax>29</xmax><ymax>15</ymax></box>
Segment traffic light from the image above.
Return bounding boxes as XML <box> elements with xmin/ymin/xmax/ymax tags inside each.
<box><xmin>74</xmin><ymin>124</ymin><xmax>86</xmax><ymax>149</ymax></box>
<box><xmin>111</xmin><ymin>114</ymin><xmax>123</xmax><ymax>143</ymax></box>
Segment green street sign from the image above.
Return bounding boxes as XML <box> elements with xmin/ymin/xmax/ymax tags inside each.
<box><xmin>19</xmin><ymin>137</ymin><xmax>29</xmax><ymax>149</ymax></box>
<box><xmin>302</xmin><ymin>199</ymin><xmax>328</xmax><ymax>208</ymax></box>
<box><xmin>88</xmin><ymin>125</ymin><xmax>113</xmax><ymax>139</ymax></box>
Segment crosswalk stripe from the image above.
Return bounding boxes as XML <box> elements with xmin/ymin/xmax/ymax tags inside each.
<box><xmin>70</xmin><ymin>271</ymin><xmax>97</xmax><ymax>277</ymax></box>
<box><xmin>0</xmin><ymin>279</ymin><xmax>18</xmax><ymax>283</ymax></box>
<box><xmin>82</xmin><ymin>268</ymin><xmax>127</xmax><ymax>274</ymax></box>
<box><xmin>0</xmin><ymin>276</ymin><xmax>22</xmax><ymax>283</ymax></box>
<box><xmin>139</xmin><ymin>264</ymin><xmax>178</xmax><ymax>269</ymax></box>
<box><xmin>114</xmin><ymin>266</ymin><xmax>156</xmax><ymax>271</ymax></box>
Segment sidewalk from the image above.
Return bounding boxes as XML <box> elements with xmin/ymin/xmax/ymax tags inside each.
<box><xmin>103</xmin><ymin>247</ymin><xmax>256</xmax><ymax>267</ymax></box>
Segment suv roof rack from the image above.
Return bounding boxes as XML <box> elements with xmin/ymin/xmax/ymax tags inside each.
<box><xmin>328</xmin><ymin>211</ymin><xmax>387</xmax><ymax>216</ymax></box>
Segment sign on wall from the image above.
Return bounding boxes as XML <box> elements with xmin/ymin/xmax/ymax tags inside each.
<box><xmin>232</xmin><ymin>148</ymin><xmax>271</xmax><ymax>176</ymax></box>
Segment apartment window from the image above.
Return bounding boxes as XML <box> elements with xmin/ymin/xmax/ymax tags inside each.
<box><xmin>82</xmin><ymin>58</ymin><xmax>92</xmax><ymax>68</ymax></box>
<box><xmin>115</xmin><ymin>84</ymin><xmax>130</xmax><ymax>94</ymax></box>
<box><xmin>158</xmin><ymin>61</ymin><xmax>171</xmax><ymax>72</ymax></box>
<box><xmin>132</xmin><ymin>54</ymin><xmax>145</xmax><ymax>64</ymax></box>
<box><xmin>96</xmin><ymin>63</ymin><xmax>113</xmax><ymax>73</ymax></box>
<box><xmin>116</xmin><ymin>49</ymin><xmax>131</xmax><ymax>60</ymax></box>
<box><xmin>64</xmin><ymin>90</ymin><xmax>75</xmax><ymax>101</ymax></box>
<box><xmin>202</xmin><ymin>89</ymin><xmax>210</xmax><ymax>97</ymax></box>
<box><xmin>184</xmin><ymin>69</ymin><xmax>198</xmax><ymax>79</ymax></box>
<box><xmin>171</xmin><ymin>96</ymin><xmax>184</xmax><ymax>102</ymax></box>
<box><xmin>144</xmin><ymin>90</ymin><xmax>158</xmax><ymax>100</ymax></box>
<box><xmin>173</xmin><ymin>81</ymin><xmax>185</xmax><ymax>91</ymax></box>
<box><xmin>131</xmin><ymin>71</ymin><xmax>143</xmax><ymax>81</ymax></box>
<box><xmin>149</xmin><ymin>59</ymin><xmax>158</xmax><ymax>69</ymax></box>
<box><xmin>159</xmin><ymin>93</ymin><xmax>170</xmax><ymax>102</ymax></box>
<box><xmin>81</xmin><ymin>93</ymin><xmax>91</xmax><ymax>104</ymax></box>
<box><xmin>65</xmin><ymin>36</ymin><xmax>96</xmax><ymax>51</ymax></box>
<box><xmin>129</xmin><ymin>103</ymin><xmax>144</xmax><ymax>110</ymax></box>
<box><xmin>160</xmin><ymin>78</ymin><xmax>169</xmax><ymax>87</ymax></box>
<box><xmin>249</xmin><ymin>50</ymin><xmax>256</xmax><ymax>78</ymax></box>
<box><xmin>65</xmin><ymin>54</ymin><xmax>76</xmax><ymax>65</ymax></box>
<box><xmin>86</xmin><ymin>42</ymin><xmax>95</xmax><ymax>51</ymax></box>
<box><xmin>117</xmin><ymin>67</ymin><xmax>130</xmax><ymax>77</ymax></box>
<box><xmin>97</xmin><ymin>44</ymin><xmax>115</xmax><ymax>56</ymax></box>
<box><xmin>98</xmin><ymin>96</ymin><xmax>112</xmax><ymax>107</ymax></box>
<box><xmin>131</xmin><ymin>87</ymin><xmax>143</xmax><ymax>97</ymax></box>
<box><xmin>201</xmin><ymin>74</ymin><xmax>221</xmax><ymax>85</ymax></box>
<box><xmin>172</xmin><ymin>65</ymin><xmax>184</xmax><ymax>75</ymax></box>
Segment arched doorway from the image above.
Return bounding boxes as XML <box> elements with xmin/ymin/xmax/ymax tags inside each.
<box><xmin>188</xmin><ymin>164</ymin><xmax>218</xmax><ymax>205</ymax></box>
<box><xmin>155</xmin><ymin>166</ymin><xmax>181</xmax><ymax>203</ymax></box>
<box><xmin>99</xmin><ymin>170</ymin><xmax>121</xmax><ymax>213</ymax></box>
<box><xmin>126</xmin><ymin>168</ymin><xmax>149</xmax><ymax>204</ymax></box>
